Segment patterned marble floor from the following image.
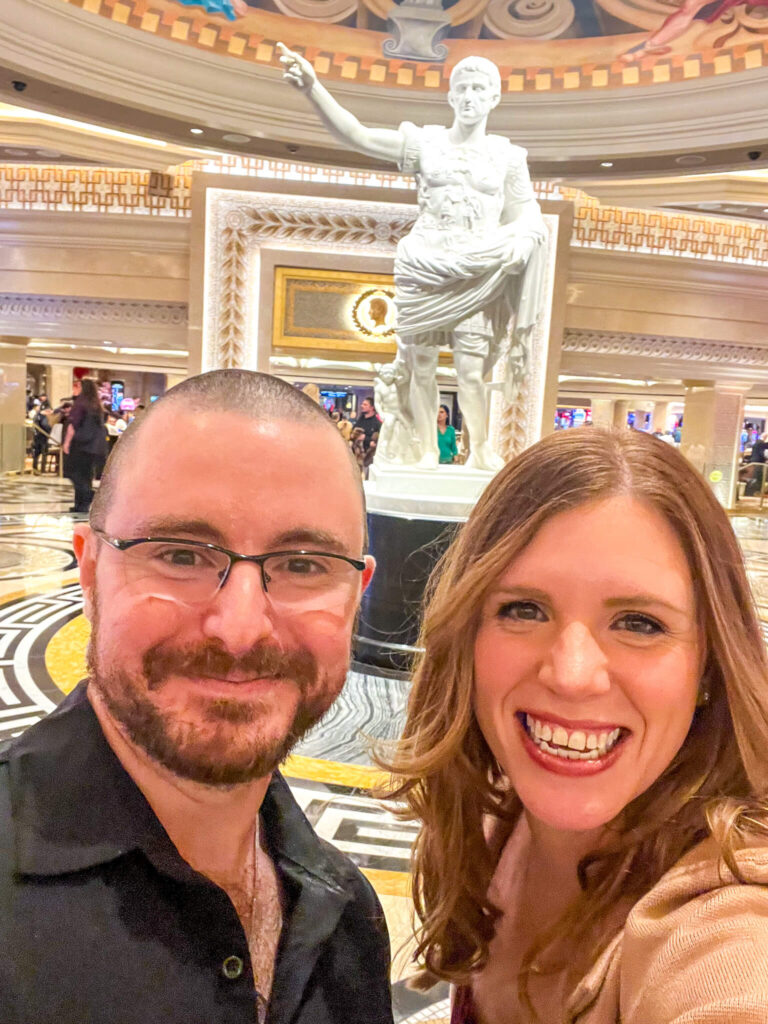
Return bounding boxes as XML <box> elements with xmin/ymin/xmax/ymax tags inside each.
<box><xmin>4</xmin><ymin>478</ymin><xmax>767</xmax><ymax>1023</ymax></box>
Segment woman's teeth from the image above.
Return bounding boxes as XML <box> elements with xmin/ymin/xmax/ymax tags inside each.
<box><xmin>524</xmin><ymin>714</ymin><xmax>623</xmax><ymax>761</ymax></box>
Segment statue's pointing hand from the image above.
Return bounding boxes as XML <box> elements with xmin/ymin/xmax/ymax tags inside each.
<box><xmin>277</xmin><ymin>43</ymin><xmax>317</xmax><ymax>94</ymax></box>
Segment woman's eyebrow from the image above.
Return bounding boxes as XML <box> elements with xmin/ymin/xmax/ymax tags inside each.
<box><xmin>603</xmin><ymin>595</ymin><xmax>690</xmax><ymax>615</ymax></box>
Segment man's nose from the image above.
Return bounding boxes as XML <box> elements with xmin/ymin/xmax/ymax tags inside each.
<box><xmin>538</xmin><ymin>621</ymin><xmax>610</xmax><ymax>697</ymax></box>
<box><xmin>201</xmin><ymin>561</ymin><xmax>277</xmax><ymax>655</ymax></box>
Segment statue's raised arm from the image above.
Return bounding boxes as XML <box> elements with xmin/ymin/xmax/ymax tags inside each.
<box><xmin>278</xmin><ymin>43</ymin><xmax>403</xmax><ymax>165</ymax></box>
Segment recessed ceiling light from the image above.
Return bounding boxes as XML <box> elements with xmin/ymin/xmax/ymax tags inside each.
<box><xmin>35</xmin><ymin>148</ymin><xmax>61</xmax><ymax>158</ymax></box>
<box><xmin>189</xmin><ymin>127</ymin><xmax>204</xmax><ymax>135</ymax></box>
<box><xmin>222</xmin><ymin>133</ymin><xmax>251</xmax><ymax>144</ymax></box>
<box><xmin>600</xmin><ymin>161</ymin><xmax>613</xmax><ymax>168</ymax></box>
<box><xmin>675</xmin><ymin>154</ymin><xmax>706</xmax><ymax>166</ymax></box>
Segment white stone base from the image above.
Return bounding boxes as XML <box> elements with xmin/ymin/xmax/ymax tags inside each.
<box><xmin>364</xmin><ymin>461</ymin><xmax>496</xmax><ymax>520</ymax></box>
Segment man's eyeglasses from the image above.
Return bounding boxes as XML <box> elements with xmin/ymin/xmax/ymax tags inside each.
<box><xmin>92</xmin><ymin>530</ymin><xmax>366</xmax><ymax>609</ymax></box>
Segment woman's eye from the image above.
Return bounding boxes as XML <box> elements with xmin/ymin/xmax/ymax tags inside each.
<box><xmin>497</xmin><ymin>601</ymin><xmax>546</xmax><ymax>623</ymax></box>
<box><xmin>614</xmin><ymin>613</ymin><xmax>664</xmax><ymax>636</ymax></box>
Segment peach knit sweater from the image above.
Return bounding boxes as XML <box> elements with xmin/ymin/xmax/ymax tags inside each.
<box><xmin>566</xmin><ymin>837</ymin><xmax>768</xmax><ymax>1023</ymax></box>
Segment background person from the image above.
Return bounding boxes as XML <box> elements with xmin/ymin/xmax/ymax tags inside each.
<box><xmin>32</xmin><ymin>403</ymin><xmax>52</xmax><ymax>474</ymax></box>
<box><xmin>385</xmin><ymin>428</ymin><xmax>768</xmax><ymax>1024</ymax></box>
<box><xmin>63</xmin><ymin>378</ymin><xmax>107</xmax><ymax>514</ymax></box>
<box><xmin>353</xmin><ymin>397</ymin><xmax>381</xmax><ymax>457</ymax></box>
<box><xmin>437</xmin><ymin>405</ymin><xmax>458</xmax><ymax>465</ymax></box>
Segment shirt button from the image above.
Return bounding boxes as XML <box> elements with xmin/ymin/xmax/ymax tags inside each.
<box><xmin>221</xmin><ymin>955</ymin><xmax>244</xmax><ymax>980</ymax></box>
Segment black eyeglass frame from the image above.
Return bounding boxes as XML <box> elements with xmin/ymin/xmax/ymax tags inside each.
<box><xmin>92</xmin><ymin>529</ymin><xmax>366</xmax><ymax>596</ymax></box>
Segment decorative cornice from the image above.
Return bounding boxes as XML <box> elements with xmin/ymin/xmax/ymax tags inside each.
<box><xmin>563</xmin><ymin>329</ymin><xmax>768</xmax><ymax>367</ymax></box>
<box><xmin>0</xmin><ymin>294</ymin><xmax>188</xmax><ymax>327</ymax></box>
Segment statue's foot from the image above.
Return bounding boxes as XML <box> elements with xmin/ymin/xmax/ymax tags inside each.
<box><xmin>466</xmin><ymin>443</ymin><xmax>504</xmax><ymax>473</ymax></box>
<box><xmin>416</xmin><ymin>451</ymin><xmax>439</xmax><ymax>470</ymax></box>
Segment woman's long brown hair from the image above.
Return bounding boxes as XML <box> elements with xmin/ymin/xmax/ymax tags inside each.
<box><xmin>381</xmin><ymin>428</ymin><xmax>768</xmax><ymax>1011</ymax></box>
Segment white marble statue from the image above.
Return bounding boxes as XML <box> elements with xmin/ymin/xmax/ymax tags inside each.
<box><xmin>279</xmin><ymin>43</ymin><xmax>547</xmax><ymax>471</ymax></box>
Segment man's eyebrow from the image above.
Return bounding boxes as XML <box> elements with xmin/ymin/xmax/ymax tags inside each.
<box><xmin>267</xmin><ymin>529</ymin><xmax>351</xmax><ymax>554</ymax></box>
<box><xmin>129</xmin><ymin>518</ymin><xmax>228</xmax><ymax>545</ymax></box>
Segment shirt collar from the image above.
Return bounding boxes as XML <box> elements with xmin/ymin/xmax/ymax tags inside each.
<box><xmin>6</xmin><ymin>682</ymin><xmax>181</xmax><ymax>877</ymax></box>
<box><xmin>5</xmin><ymin>680</ymin><xmax>358</xmax><ymax>899</ymax></box>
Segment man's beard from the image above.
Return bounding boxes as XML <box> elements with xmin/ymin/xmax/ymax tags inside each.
<box><xmin>87</xmin><ymin>603</ymin><xmax>345</xmax><ymax>788</ymax></box>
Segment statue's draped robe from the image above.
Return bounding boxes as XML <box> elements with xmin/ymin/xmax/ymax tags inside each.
<box><xmin>394</xmin><ymin>123</ymin><xmax>547</xmax><ymax>362</ymax></box>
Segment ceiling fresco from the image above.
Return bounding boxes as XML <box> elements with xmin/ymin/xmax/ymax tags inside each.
<box><xmin>173</xmin><ymin>0</ymin><xmax>768</xmax><ymax>62</ymax></box>
<box><xmin>53</xmin><ymin>0</ymin><xmax>768</xmax><ymax>92</ymax></box>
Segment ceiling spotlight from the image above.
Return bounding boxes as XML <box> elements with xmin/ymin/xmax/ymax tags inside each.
<box><xmin>600</xmin><ymin>161</ymin><xmax>614</xmax><ymax>168</ymax></box>
<box><xmin>675</xmin><ymin>154</ymin><xmax>706</xmax><ymax>166</ymax></box>
<box><xmin>189</xmin><ymin>127</ymin><xmax>204</xmax><ymax>135</ymax></box>
<box><xmin>222</xmin><ymin>133</ymin><xmax>251</xmax><ymax>144</ymax></box>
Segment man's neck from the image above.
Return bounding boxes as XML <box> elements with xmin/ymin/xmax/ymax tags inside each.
<box><xmin>87</xmin><ymin>684</ymin><xmax>270</xmax><ymax>887</ymax></box>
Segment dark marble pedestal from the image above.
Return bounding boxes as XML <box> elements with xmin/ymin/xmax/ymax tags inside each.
<box><xmin>354</xmin><ymin>509</ymin><xmax>462</xmax><ymax>672</ymax></box>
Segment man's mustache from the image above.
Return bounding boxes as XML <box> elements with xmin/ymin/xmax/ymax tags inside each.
<box><xmin>143</xmin><ymin>640</ymin><xmax>318</xmax><ymax>692</ymax></box>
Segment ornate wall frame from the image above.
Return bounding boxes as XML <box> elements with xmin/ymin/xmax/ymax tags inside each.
<box><xmin>196</xmin><ymin>182</ymin><xmax>571</xmax><ymax>456</ymax></box>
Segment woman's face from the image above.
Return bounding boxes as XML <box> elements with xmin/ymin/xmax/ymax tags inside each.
<box><xmin>438</xmin><ymin>408</ymin><xmax>448</xmax><ymax>426</ymax></box>
<box><xmin>473</xmin><ymin>495</ymin><xmax>702</xmax><ymax>834</ymax></box>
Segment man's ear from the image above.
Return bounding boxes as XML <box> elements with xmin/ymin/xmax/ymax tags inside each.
<box><xmin>361</xmin><ymin>555</ymin><xmax>376</xmax><ymax>595</ymax></box>
<box><xmin>72</xmin><ymin>524</ymin><xmax>96</xmax><ymax>621</ymax></box>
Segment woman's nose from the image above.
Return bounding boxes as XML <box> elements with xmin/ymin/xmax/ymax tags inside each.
<box><xmin>538</xmin><ymin>621</ymin><xmax>611</xmax><ymax>697</ymax></box>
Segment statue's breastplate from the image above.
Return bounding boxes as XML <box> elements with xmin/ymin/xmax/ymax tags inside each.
<box><xmin>414</xmin><ymin>141</ymin><xmax>506</xmax><ymax>235</ymax></box>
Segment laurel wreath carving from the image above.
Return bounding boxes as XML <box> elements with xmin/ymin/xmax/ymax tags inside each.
<box><xmin>218</xmin><ymin>226</ymin><xmax>248</xmax><ymax>369</ymax></box>
<box><xmin>245</xmin><ymin>208</ymin><xmax>415</xmax><ymax>246</ymax></box>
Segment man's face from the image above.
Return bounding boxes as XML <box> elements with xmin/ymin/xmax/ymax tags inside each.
<box><xmin>74</xmin><ymin>407</ymin><xmax>373</xmax><ymax>788</ymax></box>
<box><xmin>361</xmin><ymin>399</ymin><xmax>373</xmax><ymax>416</ymax></box>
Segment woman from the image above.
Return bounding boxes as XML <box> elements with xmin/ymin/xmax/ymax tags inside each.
<box><xmin>437</xmin><ymin>405</ymin><xmax>458</xmax><ymax>465</ymax></box>
<box><xmin>63</xmin><ymin>378</ymin><xmax>107</xmax><ymax>514</ymax></box>
<box><xmin>386</xmin><ymin>428</ymin><xmax>768</xmax><ymax>1023</ymax></box>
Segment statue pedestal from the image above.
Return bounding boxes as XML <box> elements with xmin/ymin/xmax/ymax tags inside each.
<box><xmin>365</xmin><ymin>462</ymin><xmax>495</xmax><ymax>520</ymax></box>
<box><xmin>355</xmin><ymin>463</ymin><xmax>494</xmax><ymax>671</ymax></box>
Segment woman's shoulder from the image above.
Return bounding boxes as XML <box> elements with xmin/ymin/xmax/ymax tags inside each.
<box><xmin>618</xmin><ymin>837</ymin><xmax>768</xmax><ymax>1021</ymax></box>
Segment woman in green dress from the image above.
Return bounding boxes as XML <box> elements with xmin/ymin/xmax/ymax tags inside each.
<box><xmin>438</xmin><ymin>405</ymin><xmax>458</xmax><ymax>465</ymax></box>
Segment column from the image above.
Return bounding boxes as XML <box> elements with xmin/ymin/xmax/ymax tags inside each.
<box><xmin>48</xmin><ymin>364</ymin><xmax>76</xmax><ymax>407</ymax></box>
<box><xmin>680</xmin><ymin>381</ymin><xmax>749</xmax><ymax>508</ymax></box>
<box><xmin>590</xmin><ymin>398</ymin><xmax>614</xmax><ymax>427</ymax></box>
<box><xmin>0</xmin><ymin>339</ymin><xmax>28</xmax><ymax>473</ymax></box>
<box><xmin>165</xmin><ymin>373</ymin><xmax>186</xmax><ymax>392</ymax></box>
<box><xmin>612</xmin><ymin>400</ymin><xmax>629</xmax><ymax>429</ymax></box>
<box><xmin>632</xmin><ymin>401</ymin><xmax>653</xmax><ymax>431</ymax></box>
<box><xmin>651</xmin><ymin>401</ymin><xmax>670</xmax><ymax>434</ymax></box>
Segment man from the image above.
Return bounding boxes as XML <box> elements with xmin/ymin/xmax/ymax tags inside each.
<box><xmin>353</xmin><ymin>396</ymin><xmax>381</xmax><ymax>455</ymax></box>
<box><xmin>0</xmin><ymin>370</ymin><xmax>393</xmax><ymax>1024</ymax></box>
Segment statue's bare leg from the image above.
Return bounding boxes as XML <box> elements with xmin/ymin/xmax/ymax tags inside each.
<box><xmin>403</xmin><ymin>341</ymin><xmax>440</xmax><ymax>468</ymax></box>
<box><xmin>454</xmin><ymin>345</ymin><xmax>504</xmax><ymax>472</ymax></box>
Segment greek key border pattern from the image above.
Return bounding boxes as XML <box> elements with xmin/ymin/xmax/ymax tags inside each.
<box><xmin>2</xmin><ymin>163</ymin><xmax>767</xmax><ymax>268</ymax></box>
<box><xmin>563</xmin><ymin>329</ymin><xmax>768</xmax><ymax>366</ymax></box>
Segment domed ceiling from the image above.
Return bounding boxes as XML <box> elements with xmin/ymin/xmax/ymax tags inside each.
<box><xmin>54</xmin><ymin>0</ymin><xmax>768</xmax><ymax>91</ymax></box>
<box><xmin>1</xmin><ymin>0</ymin><xmax>767</xmax><ymax>178</ymax></box>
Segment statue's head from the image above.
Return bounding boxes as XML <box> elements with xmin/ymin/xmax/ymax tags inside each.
<box><xmin>448</xmin><ymin>57</ymin><xmax>501</xmax><ymax>124</ymax></box>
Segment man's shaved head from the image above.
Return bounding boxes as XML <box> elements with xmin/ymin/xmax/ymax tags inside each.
<box><xmin>91</xmin><ymin>369</ymin><xmax>362</xmax><ymax>531</ymax></box>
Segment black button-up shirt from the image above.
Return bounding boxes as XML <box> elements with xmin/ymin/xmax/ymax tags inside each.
<box><xmin>0</xmin><ymin>684</ymin><xmax>394</xmax><ymax>1024</ymax></box>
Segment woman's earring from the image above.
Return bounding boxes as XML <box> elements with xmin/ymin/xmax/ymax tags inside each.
<box><xmin>697</xmin><ymin>685</ymin><xmax>710</xmax><ymax>707</ymax></box>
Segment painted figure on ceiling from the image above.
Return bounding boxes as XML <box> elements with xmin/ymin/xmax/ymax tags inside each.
<box><xmin>619</xmin><ymin>0</ymin><xmax>768</xmax><ymax>60</ymax></box>
<box><xmin>174</xmin><ymin>0</ymin><xmax>249</xmax><ymax>20</ymax></box>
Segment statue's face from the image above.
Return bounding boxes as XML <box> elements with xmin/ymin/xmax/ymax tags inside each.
<box><xmin>448</xmin><ymin>70</ymin><xmax>499</xmax><ymax>126</ymax></box>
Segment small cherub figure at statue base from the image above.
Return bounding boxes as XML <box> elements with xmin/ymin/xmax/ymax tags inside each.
<box><xmin>373</xmin><ymin>360</ymin><xmax>418</xmax><ymax>465</ymax></box>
